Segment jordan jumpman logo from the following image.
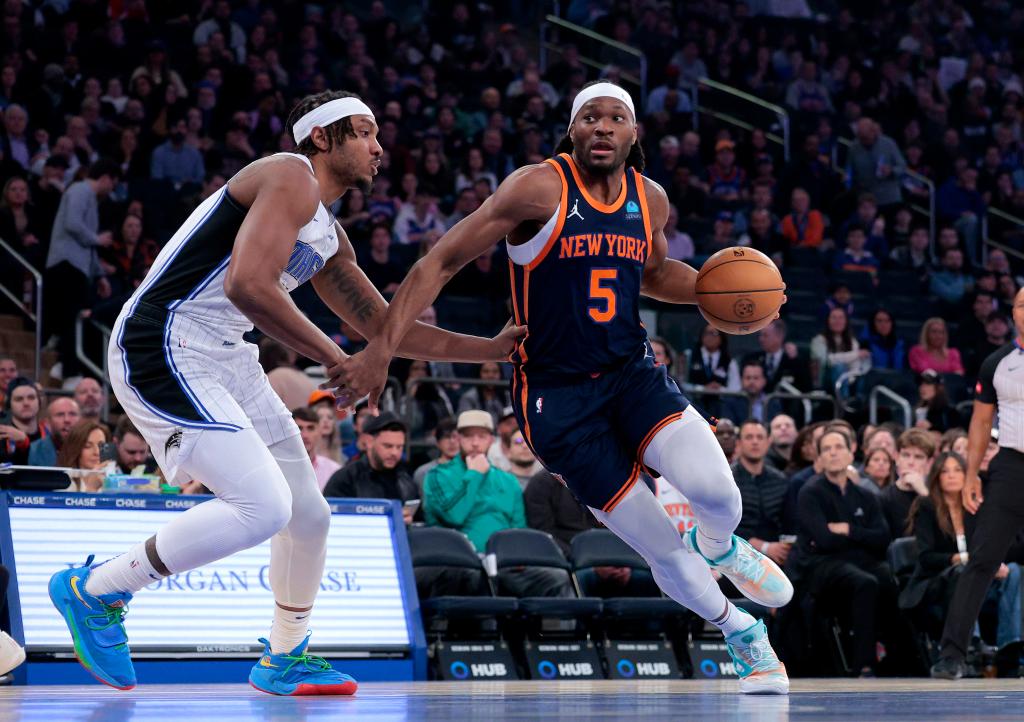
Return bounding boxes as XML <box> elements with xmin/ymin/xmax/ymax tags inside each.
<box><xmin>567</xmin><ymin>198</ymin><xmax>584</xmax><ymax>221</ymax></box>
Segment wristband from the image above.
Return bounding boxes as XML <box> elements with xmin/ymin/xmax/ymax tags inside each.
<box><xmin>760</xmin><ymin>542</ymin><xmax>770</xmax><ymax>553</ymax></box>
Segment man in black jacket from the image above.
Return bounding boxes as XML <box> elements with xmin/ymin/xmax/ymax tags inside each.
<box><xmin>733</xmin><ymin>420</ymin><xmax>792</xmax><ymax>567</ymax></box>
<box><xmin>323</xmin><ymin>413</ymin><xmax>418</xmax><ymax>524</ymax></box>
<box><xmin>797</xmin><ymin>427</ymin><xmax>897</xmax><ymax>676</ymax></box>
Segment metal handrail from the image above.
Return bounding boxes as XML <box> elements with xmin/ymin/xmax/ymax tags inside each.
<box><xmin>74</xmin><ymin>313</ymin><xmax>112</xmax><ymax>421</ymax></box>
<box><xmin>982</xmin><ymin>206</ymin><xmax>1024</xmax><ymax>265</ymax></box>
<box><xmin>540</xmin><ymin>14</ymin><xmax>647</xmax><ymax>105</ymax></box>
<box><xmin>869</xmin><ymin>385</ymin><xmax>912</xmax><ymax>428</ymax></box>
<box><xmin>833</xmin><ymin>368</ymin><xmax>863</xmax><ymax>414</ymax></box>
<box><xmin>693</xmin><ymin>77</ymin><xmax>791</xmax><ymax>162</ymax></box>
<box><xmin>0</xmin><ymin>238</ymin><xmax>43</xmax><ymax>382</ymax></box>
<box><xmin>776</xmin><ymin>379</ymin><xmax>812</xmax><ymax>425</ymax></box>
<box><xmin>680</xmin><ymin>382</ymin><xmax>837</xmax><ymax>423</ymax></box>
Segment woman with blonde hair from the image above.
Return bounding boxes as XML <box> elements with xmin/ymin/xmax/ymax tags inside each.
<box><xmin>56</xmin><ymin>420</ymin><xmax>110</xmax><ymax>492</ymax></box>
<box><xmin>908</xmin><ymin>317</ymin><xmax>964</xmax><ymax>375</ymax></box>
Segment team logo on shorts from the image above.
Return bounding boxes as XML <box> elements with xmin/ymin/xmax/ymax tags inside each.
<box><xmin>165</xmin><ymin>429</ymin><xmax>183</xmax><ymax>454</ymax></box>
<box><xmin>733</xmin><ymin>298</ymin><xmax>755</xmax><ymax>318</ymax></box>
<box><xmin>536</xmin><ymin>396</ymin><xmax>543</xmax><ymax>414</ymax></box>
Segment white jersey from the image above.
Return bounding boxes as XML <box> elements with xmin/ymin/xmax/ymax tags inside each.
<box><xmin>125</xmin><ymin>152</ymin><xmax>339</xmax><ymax>338</ymax></box>
<box><xmin>108</xmin><ymin>153</ymin><xmax>338</xmax><ymax>484</ymax></box>
<box><xmin>654</xmin><ymin>476</ymin><xmax>697</xmax><ymax>535</ymax></box>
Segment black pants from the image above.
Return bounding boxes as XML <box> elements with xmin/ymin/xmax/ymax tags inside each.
<box><xmin>44</xmin><ymin>261</ymin><xmax>91</xmax><ymax>378</ymax></box>
<box><xmin>940</xmin><ymin>449</ymin><xmax>1024</xmax><ymax>661</ymax></box>
<box><xmin>810</xmin><ymin>557</ymin><xmax>899</xmax><ymax>671</ymax></box>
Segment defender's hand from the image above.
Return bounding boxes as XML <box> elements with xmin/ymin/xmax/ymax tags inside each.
<box><xmin>325</xmin><ymin>341</ymin><xmax>391</xmax><ymax>412</ymax></box>
<box><xmin>490</xmin><ymin>323</ymin><xmax>528</xmax><ymax>361</ymax></box>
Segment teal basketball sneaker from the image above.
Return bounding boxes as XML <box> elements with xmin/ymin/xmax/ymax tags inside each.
<box><xmin>683</xmin><ymin>526</ymin><xmax>794</xmax><ymax>608</ymax></box>
<box><xmin>48</xmin><ymin>555</ymin><xmax>135</xmax><ymax>690</ymax></box>
<box><xmin>726</xmin><ymin>619</ymin><xmax>789</xmax><ymax>694</ymax></box>
<box><xmin>249</xmin><ymin>635</ymin><xmax>358</xmax><ymax>696</ymax></box>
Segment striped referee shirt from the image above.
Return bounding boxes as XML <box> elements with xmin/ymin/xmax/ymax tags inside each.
<box><xmin>976</xmin><ymin>340</ymin><xmax>1024</xmax><ymax>452</ymax></box>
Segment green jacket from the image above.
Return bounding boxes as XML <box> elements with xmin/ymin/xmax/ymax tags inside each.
<box><xmin>423</xmin><ymin>455</ymin><xmax>526</xmax><ymax>552</ymax></box>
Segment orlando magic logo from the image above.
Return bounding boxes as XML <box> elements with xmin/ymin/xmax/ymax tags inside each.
<box><xmin>284</xmin><ymin>241</ymin><xmax>326</xmax><ymax>285</ymax></box>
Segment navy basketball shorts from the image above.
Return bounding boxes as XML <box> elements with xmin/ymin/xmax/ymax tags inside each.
<box><xmin>511</xmin><ymin>353</ymin><xmax>690</xmax><ymax>513</ymax></box>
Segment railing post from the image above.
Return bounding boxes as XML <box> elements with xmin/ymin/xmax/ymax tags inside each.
<box><xmin>781</xmin><ymin>112</ymin><xmax>790</xmax><ymax>163</ymax></box>
<box><xmin>34</xmin><ymin>272</ymin><xmax>43</xmax><ymax>383</ymax></box>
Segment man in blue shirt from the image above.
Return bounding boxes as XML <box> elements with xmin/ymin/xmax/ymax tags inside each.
<box><xmin>150</xmin><ymin>118</ymin><xmax>205</xmax><ymax>189</ymax></box>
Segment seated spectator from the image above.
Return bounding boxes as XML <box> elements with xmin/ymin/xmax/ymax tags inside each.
<box><xmin>913</xmin><ymin>370</ymin><xmax>963</xmax><ymax>434</ymax></box>
<box><xmin>293</xmin><ymin>408</ymin><xmax>340</xmax><ymax>492</ymax></box>
<box><xmin>323</xmin><ymin>413</ymin><xmax>419</xmax><ymax>524</ymax></box>
<box><xmin>743</xmin><ymin>207</ymin><xmax>785</xmax><ymax>263</ymax></box>
<box><xmin>703</xmin><ymin>210</ymin><xmax>737</xmax><ymax>255</ymax></box>
<box><xmin>889</xmin><ymin>226</ymin><xmax>932</xmax><ymax>283</ymax></box>
<box><xmin>492</xmin><ymin>428</ymin><xmax>543</xmax><ymax>490</ymax></box>
<box><xmin>689</xmin><ymin>325</ymin><xmax>730</xmax><ymax>388</ymax></box>
<box><xmin>393</xmin><ymin>188</ymin><xmax>446</xmax><ymax>246</ymax></box>
<box><xmin>785</xmin><ymin>61</ymin><xmax>834</xmax><ymax>117</ymax></box>
<box><xmin>780</xmin><ymin>187</ymin><xmax>826</xmax><ymax>248</ymax></box>
<box><xmin>939</xmin><ymin>428</ymin><xmax>968</xmax><ymax>457</ymax></box>
<box><xmin>766</xmin><ymin>414</ymin><xmax>798</xmax><ymax>471</ymax></box>
<box><xmin>525</xmin><ymin>468</ymin><xmax>601</xmax><ymax>557</ymax></box>
<box><xmin>864</xmin><ymin>424</ymin><xmax>900</xmax><ymax>459</ymax></box>
<box><xmin>648</xmin><ymin>336</ymin><xmax>678</xmax><ymax>379</ymax></box>
<box><xmin>935</xmin><ymin>166</ymin><xmax>985</xmax><ymax>249</ymax></box>
<box><xmin>909</xmin><ymin>317</ymin><xmax>965</xmax><ymax>375</ymax></box>
<box><xmin>728</xmin><ymin>319</ymin><xmax>810</xmax><ymax>392</ymax></box>
<box><xmin>360</xmin><ymin>224</ymin><xmax>404</xmax><ymax>295</ymax></box>
<box><xmin>487</xmin><ymin>407</ymin><xmax>520</xmax><ymax>467</ymax></box>
<box><xmin>0</xmin><ymin>357</ymin><xmax>16</xmax><ymax>408</ymax></box>
<box><xmin>308</xmin><ymin>392</ymin><xmax>344</xmax><ymax>465</ymax></box>
<box><xmin>341</xmin><ymin>402</ymin><xmax>374</xmax><ymax>463</ymax></box>
<box><xmin>929</xmin><ymin>247</ymin><xmax>972</xmax><ymax>312</ymax></box>
<box><xmin>965</xmin><ymin>312</ymin><xmax>1011</xmax><ymax>381</ymax></box>
<box><xmin>833</xmin><ymin>223</ymin><xmax>880</xmax><ymax>276</ymax></box>
<box><xmin>796</xmin><ymin>427</ymin><xmax>897</xmax><ymax>677</ymax></box>
<box><xmin>958</xmin><ymin>291</ymin><xmax>998</xmax><ymax>353</ymax></box>
<box><xmin>150</xmin><ymin>118</ymin><xmax>205</xmax><ymax>189</ymax></box>
<box><xmin>839</xmin><ymin>193</ymin><xmax>888</xmax><ymax>259</ymax></box>
<box><xmin>29</xmin><ymin>397</ymin><xmax>80</xmax><ymax>467</ymax></box>
<box><xmin>880</xmin><ymin>429</ymin><xmax>935</xmax><ymax>537</ymax></box>
<box><xmin>859</xmin><ymin>309</ymin><xmax>906</xmax><ymax>371</ymax></box>
<box><xmin>56</xmin><ymin>420</ymin><xmax>110</xmax><ymax>492</ymax></box>
<box><xmin>713</xmin><ymin>418</ymin><xmax>737</xmax><ymax>462</ymax></box>
<box><xmin>720</xmin><ymin>360</ymin><xmax>781</xmax><ymax>424</ymax></box>
<box><xmin>423</xmin><ymin>410</ymin><xmax>526</xmax><ymax>552</ymax></box>
<box><xmin>457</xmin><ymin>362</ymin><xmax>511</xmax><ymax>426</ymax></box>
<box><xmin>705</xmin><ymin>139</ymin><xmax>747</xmax><ymax>204</ymax></box>
<box><xmin>733</xmin><ymin>420</ymin><xmax>791</xmax><ymax>567</ymax></box>
<box><xmin>413</xmin><ymin>418</ymin><xmax>460</xmax><ymax>493</ymax></box>
<box><xmin>903</xmin><ymin>452</ymin><xmax>1022</xmax><ymax>675</ymax></box>
<box><xmin>785</xmin><ymin>421</ymin><xmax>826</xmax><ymax>476</ymax></box>
<box><xmin>819</xmin><ymin>282</ymin><xmax>854</xmax><ymax>323</ymax></box>
<box><xmin>400</xmin><ymin>359</ymin><xmax>455</xmax><ymax>441</ymax></box>
<box><xmin>663</xmin><ymin>203</ymin><xmax>695</xmax><ymax>261</ymax></box>
<box><xmin>1</xmin><ymin>378</ymin><xmax>42</xmax><ymax>465</ymax></box>
<box><xmin>860</xmin><ymin>447</ymin><xmax>895</xmax><ymax>495</ymax></box>
<box><xmin>73</xmin><ymin>377</ymin><xmax>105</xmax><ymax>423</ymax></box>
<box><xmin>810</xmin><ymin>307</ymin><xmax>870</xmax><ymax>388</ymax></box>
<box><xmin>111</xmin><ymin>417</ymin><xmax>151</xmax><ymax>475</ymax></box>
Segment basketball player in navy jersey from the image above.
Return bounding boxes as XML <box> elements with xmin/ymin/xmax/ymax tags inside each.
<box><xmin>339</xmin><ymin>82</ymin><xmax>792</xmax><ymax>693</ymax></box>
<box><xmin>46</xmin><ymin>91</ymin><xmax>522</xmax><ymax>694</ymax></box>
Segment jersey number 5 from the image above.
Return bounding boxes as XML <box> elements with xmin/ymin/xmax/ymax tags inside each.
<box><xmin>588</xmin><ymin>269</ymin><xmax>618</xmax><ymax>323</ymax></box>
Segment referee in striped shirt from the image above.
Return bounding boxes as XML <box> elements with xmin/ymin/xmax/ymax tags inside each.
<box><xmin>932</xmin><ymin>288</ymin><xmax>1024</xmax><ymax>679</ymax></box>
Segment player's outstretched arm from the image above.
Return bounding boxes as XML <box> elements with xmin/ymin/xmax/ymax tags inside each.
<box><xmin>639</xmin><ymin>177</ymin><xmax>699</xmax><ymax>305</ymax></box>
<box><xmin>312</xmin><ymin>223</ymin><xmax>525</xmax><ymax>363</ymax></box>
<box><xmin>329</xmin><ymin>163</ymin><xmax>559</xmax><ymax>408</ymax></box>
<box><xmin>224</xmin><ymin>161</ymin><xmax>343</xmax><ymax>368</ymax></box>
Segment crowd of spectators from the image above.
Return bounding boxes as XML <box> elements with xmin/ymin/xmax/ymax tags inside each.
<box><xmin>2</xmin><ymin>0</ymin><xmax>1024</xmax><ymax>678</ymax></box>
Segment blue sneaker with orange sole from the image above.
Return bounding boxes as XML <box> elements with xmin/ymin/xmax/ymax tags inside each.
<box><xmin>249</xmin><ymin>635</ymin><xmax>358</xmax><ymax>696</ymax></box>
<box><xmin>48</xmin><ymin>555</ymin><xmax>135</xmax><ymax>690</ymax></box>
<box><xmin>684</xmin><ymin>527</ymin><xmax>794</xmax><ymax>608</ymax></box>
<box><xmin>726</xmin><ymin>619</ymin><xmax>789</xmax><ymax>694</ymax></box>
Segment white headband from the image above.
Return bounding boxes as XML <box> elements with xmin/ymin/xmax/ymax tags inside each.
<box><xmin>568</xmin><ymin>83</ymin><xmax>636</xmax><ymax>131</ymax></box>
<box><xmin>292</xmin><ymin>97</ymin><xmax>375</xmax><ymax>144</ymax></box>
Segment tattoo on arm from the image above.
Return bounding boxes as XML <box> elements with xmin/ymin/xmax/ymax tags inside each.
<box><xmin>322</xmin><ymin>259</ymin><xmax>380</xmax><ymax>325</ymax></box>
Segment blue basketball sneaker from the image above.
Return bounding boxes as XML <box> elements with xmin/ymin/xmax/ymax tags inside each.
<box><xmin>249</xmin><ymin>635</ymin><xmax>358</xmax><ymax>696</ymax></box>
<box><xmin>684</xmin><ymin>527</ymin><xmax>794</xmax><ymax>608</ymax></box>
<box><xmin>48</xmin><ymin>555</ymin><xmax>135</xmax><ymax>690</ymax></box>
<box><xmin>726</xmin><ymin>620</ymin><xmax>789</xmax><ymax>695</ymax></box>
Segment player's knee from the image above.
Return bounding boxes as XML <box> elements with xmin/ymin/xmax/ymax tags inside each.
<box><xmin>240</xmin><ymin>479</ymin><xmax>293</xmax><ymax>541</ymax></box>
<box><xmin>288</xmin><ymin>492</ymin><xmax>331</xmax><ymax>542</ymax></box>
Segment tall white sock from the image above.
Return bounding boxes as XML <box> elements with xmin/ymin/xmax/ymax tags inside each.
<box><xmin>711</xmin><ymin>600</ymin><xmax>758</xmax><ymax>637</ymax></box>
<box><xmin>85</xmin><ymin>540</ymin><xmax>161</xmax><ymax>597</ymax></box>
<box><xmin>270</xmin><ymin>604</ymin><xmax>312</xmax><ymax>655</ymax></box>
<box><xmin>696</xmin><ymin>527</ymin><xmax>734</xmax><ymax>561</ymax></box>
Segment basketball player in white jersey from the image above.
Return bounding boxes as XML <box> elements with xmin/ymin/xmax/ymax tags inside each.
<box><xmin>48</xmin><ymin>90</ymin><xmax>523</xmax><ymax>695</ymax></box>
<box><xmin>335</xmin><ymin>82</ymin><xmax>792</xmax><ymax>694</ymax></box>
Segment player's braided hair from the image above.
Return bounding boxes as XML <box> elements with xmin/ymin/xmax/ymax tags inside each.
<box><xmin>556</xmin><ymin>80</ymin><xmax>645</xmax><ymax>170</ymax></box>
<box><xmin>286</xmin><ymin>90</ymin><xmax>363</xmax><ymax>157</ymax></box>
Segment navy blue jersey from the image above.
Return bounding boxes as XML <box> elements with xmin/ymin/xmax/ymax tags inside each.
<box><xmin>508</xmin><ymin>153</ymin><xmax>652</xmax><ymax>387</ymax></box>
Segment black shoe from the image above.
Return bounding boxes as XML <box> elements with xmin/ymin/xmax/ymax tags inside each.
<box><xmin>930</xmin><ymin>657</ymin><xmax>966</xmax><ymax>680</ymax></box>
<box><xmin>995</xmin><ymin>642</ymin><xmax>1023</xmax><ymax>678</ymax></box>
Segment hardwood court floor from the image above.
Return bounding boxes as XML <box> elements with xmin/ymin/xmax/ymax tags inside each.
<box><xmin>1</xmin><ymin>679</ymin><xmax>1022</xmax><ymax>721</ymax></box>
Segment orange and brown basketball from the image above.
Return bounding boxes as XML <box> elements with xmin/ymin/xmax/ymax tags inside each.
<box><xmin>695</xmin><ymin>247</ymin><xmax>786</xmax><ymax>335</ymax></box>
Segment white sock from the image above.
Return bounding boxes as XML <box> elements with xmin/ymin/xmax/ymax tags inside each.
<box><xmin>270</xmin><ymin>604</ymin><xmax>312</xmax><ymax>655</ymax></box>
<box><xmin>711</xmin><ymin>601</ymin><xmax>757</xmax><ymax>638</ymax></box>
<box><xmin>696</xmin><ymin>526</ymin><xmax>734</xmax><ymax>561</ymax></box>
<box><xmin>85</xmin><ymin>540</ymin><xmax>163</xmax><ymax>597</ymax></box>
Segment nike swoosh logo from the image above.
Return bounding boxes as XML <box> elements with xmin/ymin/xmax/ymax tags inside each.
<box><xmin>259</xmin><ymin>657</ymin><xmax>278</xmax><ymax>668</ymax></box>
<box><xmin>70</xmin><ymin>576</ymin><xmax>93</xmax><ymax>610</ymax></box>
<box><xmin>1011</xmin><ymin>366</ymin><xmax>1021</xmax><ymax>372</ymax></box>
